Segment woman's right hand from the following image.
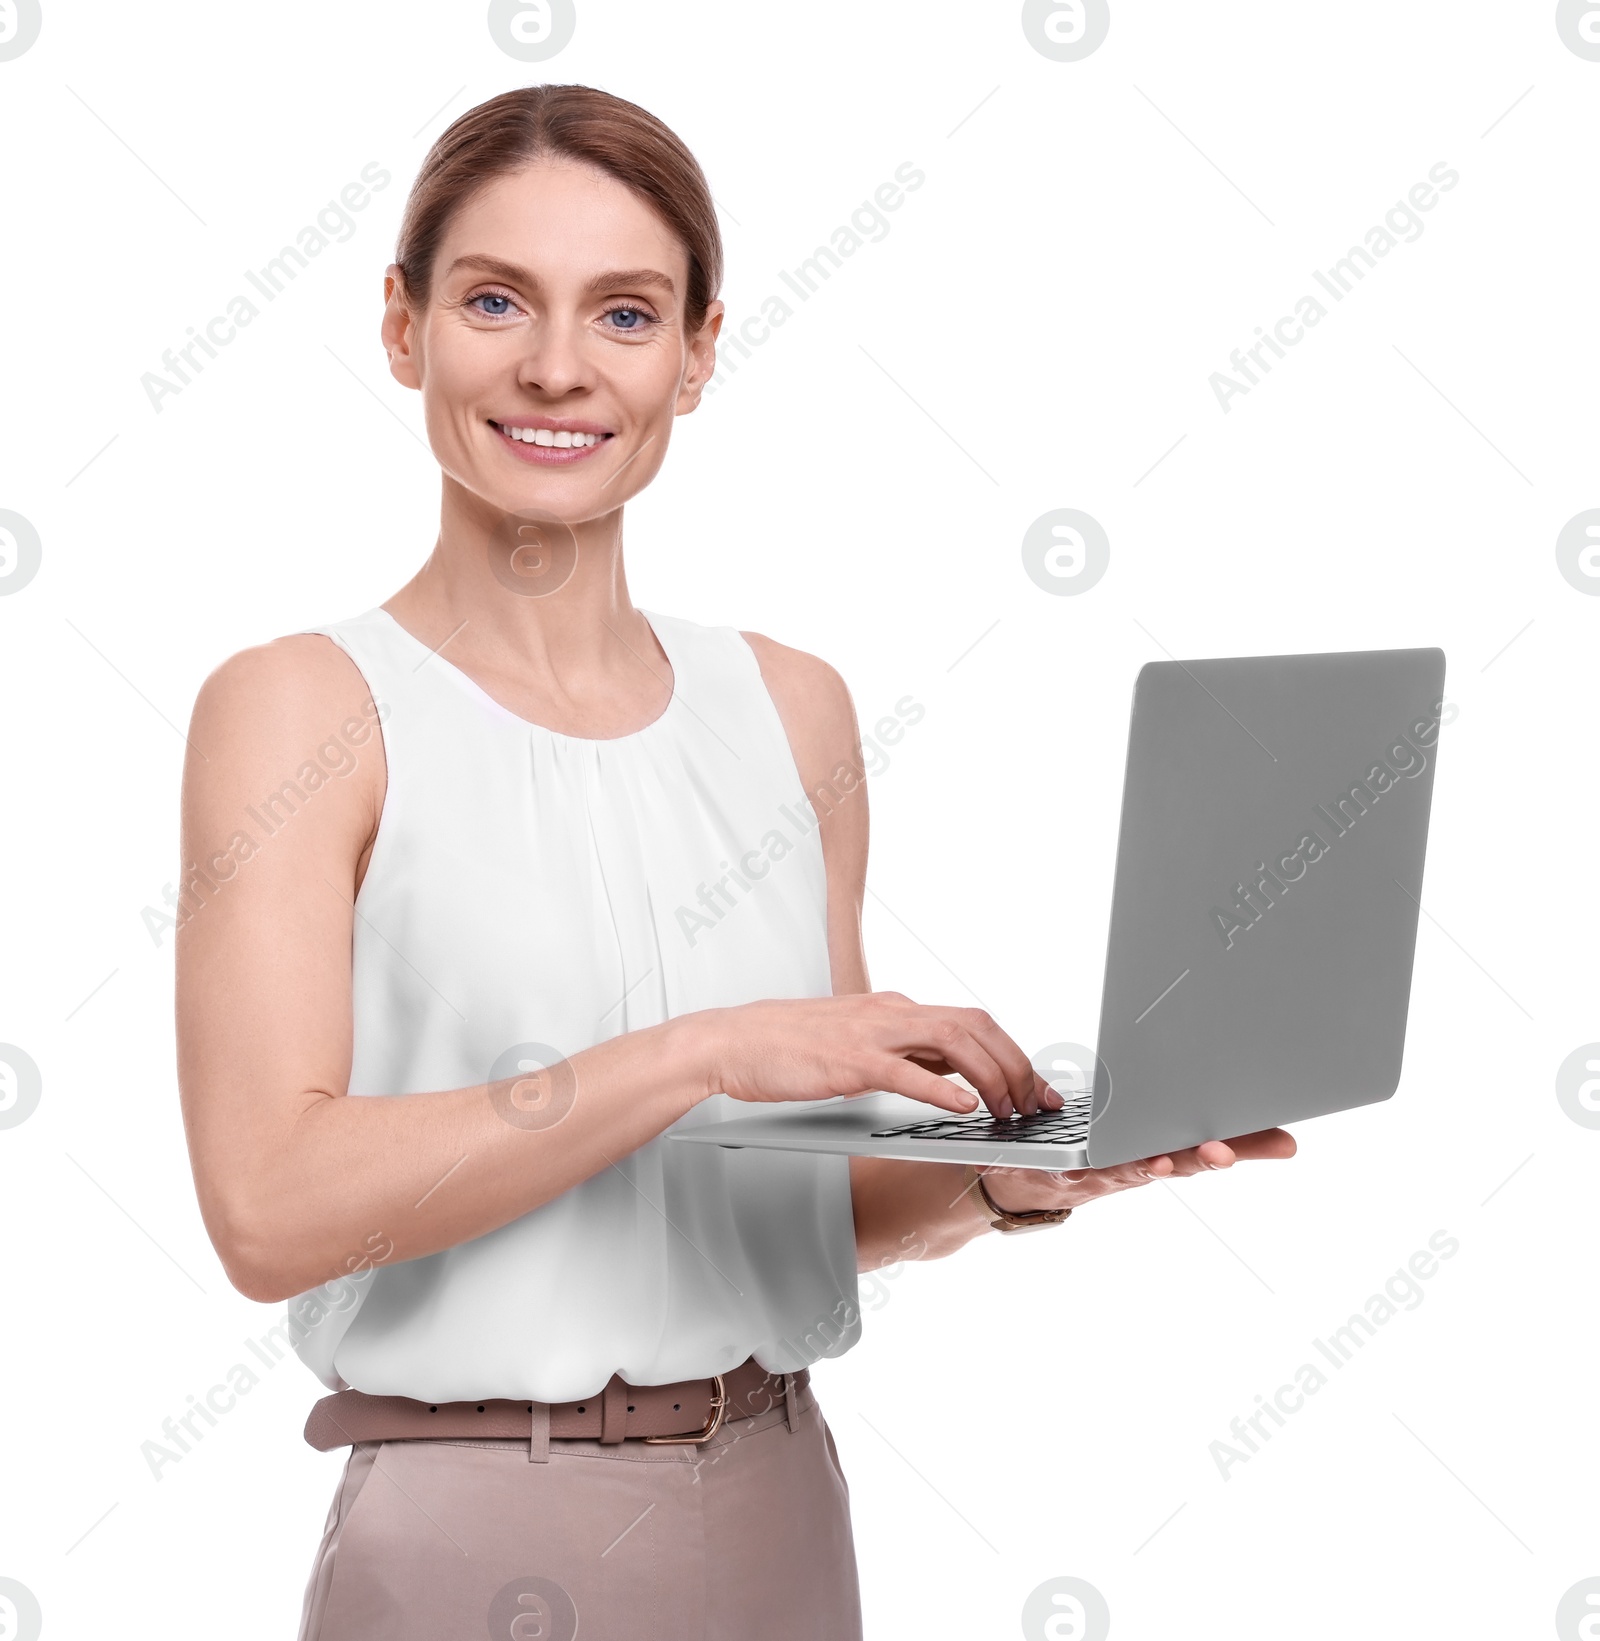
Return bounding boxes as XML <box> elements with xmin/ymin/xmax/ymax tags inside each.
<box><xmin>699</xmin><ymin>992</ymin><xmax>1062</xmax><ymax>1120</ymax></box>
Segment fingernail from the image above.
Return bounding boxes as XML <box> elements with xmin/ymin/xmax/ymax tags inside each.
<box><xmin>999</xmin><ymin>1097</ymin><xmax>1014</xmax><ymax>1120</ymax></box>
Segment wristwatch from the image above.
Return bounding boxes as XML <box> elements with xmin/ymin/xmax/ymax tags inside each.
<box><xmin>975</xmin><ymin>1170</ymin><xmax>1073</xmax><ymax>1234</ymax></box>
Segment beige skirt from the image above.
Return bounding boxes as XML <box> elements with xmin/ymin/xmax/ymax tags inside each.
<box><xmin>296</xmin><ymin>1375</ymin><xmax>862</xmax><ymax>1640</ymax></box>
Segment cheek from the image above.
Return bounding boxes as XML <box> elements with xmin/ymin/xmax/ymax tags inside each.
<box><xmin>622</xmin><ymin>338</ymin><xmax>691</xmax><ymax>412</ymax></box>
<box><xmin>428</xmin><ymin>332</ymin><xmax>507</xmax><ymax>405</ymax></box>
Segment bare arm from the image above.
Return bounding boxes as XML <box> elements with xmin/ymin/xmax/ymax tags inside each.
<box><xmin>741</xmin><ymin>633</ymin><xmax>1296</xmax><ymax>1274</ymax></box>
<box><xmin>178</xmin><ymin>636</ymin><xmax>1046</xmax><ymax>1305</ymax></box>
<box><xmin>741</xmin><ymin>633</ymin><xmax>1005</xmax><ymax>1267</ymax></box>
<box><xmin>175</xmin><ymin>637</ymin><xmax>715</xmax><ymax>1303</ymax></box>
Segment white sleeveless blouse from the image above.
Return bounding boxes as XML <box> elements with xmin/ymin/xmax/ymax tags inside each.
<box><xmin>285</xmin><ymin>606</ymin><xmax>861</xmax><ymax>1403</ymax></box>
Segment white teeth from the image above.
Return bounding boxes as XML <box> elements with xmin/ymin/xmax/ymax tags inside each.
<box><xmin>500</xmin><ymin>424</ymin><xmax>601</xmax><ymax>448</ymax></box>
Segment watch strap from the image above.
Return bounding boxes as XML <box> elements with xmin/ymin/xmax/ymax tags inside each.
<box><xmin>975</xmin><ymin>1170</ymin><xmax>1073</xmax><ymax>1233</ymax></box>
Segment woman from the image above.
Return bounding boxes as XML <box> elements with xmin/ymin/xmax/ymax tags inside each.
<box><xmin>176</xmin><ymin>85</ymin><xmax>1293</xmax><ymax>1641</ymax></box>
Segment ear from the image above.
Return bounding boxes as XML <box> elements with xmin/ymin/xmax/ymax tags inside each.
<box><xmin>675</xmin><ymin>301</ymin><xmax>725</xmax><ymax>416</ymax></box>
<box><xmin>381</xmin><ymin>265</ymin><xmax>422</xmax><ymax>392</ymax></box>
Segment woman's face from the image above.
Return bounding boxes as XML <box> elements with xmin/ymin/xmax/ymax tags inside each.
<box><xmin>383</xmin><ymin>158</ymin><xmax>721</xmax><ymax>526</ymax></box>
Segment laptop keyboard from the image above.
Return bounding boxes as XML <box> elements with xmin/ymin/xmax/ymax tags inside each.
<box><xmin>869</xmin><ymin>1094</ymin><xmax>1093</xmax><ymax>1145</ymax></box>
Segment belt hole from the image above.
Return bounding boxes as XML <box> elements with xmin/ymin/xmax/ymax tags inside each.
<box><xmin>627</xmin><ymin>1405</ymin><xmax>635</xmax><ymax>1412</ymax></box>
<box><xmin>428</xmin><ymin>1406</ymin><xmax>437</xmax><ymax>1413</ymax></box>
<box><xmin>577</xmin><ymin>1405</ymin><xmax>585</xmax><ymax>1412</ymax></box>
<box><xmin>673</xmin><ymin>1403</ymin><xmax>681</xmax><ymax>1411</ymax></box>
<box><xmin>477</xmin><ymin>1405</ymin><xmax>485</xmax><ymax>1413</ymax></box>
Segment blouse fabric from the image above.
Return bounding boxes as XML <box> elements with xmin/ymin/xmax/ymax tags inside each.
<box><xmin>285</xmin><ymin>606</ymin><xmax>861</xmax><ymax>1403</ymax></box>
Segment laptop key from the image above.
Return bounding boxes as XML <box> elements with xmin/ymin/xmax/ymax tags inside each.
<box><xmin>869</xmin><ymin>1096</ymin><xmax>1094</xmax><ymax>1142</ymax></box>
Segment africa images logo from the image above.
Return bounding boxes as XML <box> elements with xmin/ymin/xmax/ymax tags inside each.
<box><xmin>1208</xmin><ymin>163</ymin><xmax>1460</xmax><ymax>414</ymax></box>
<box><xmin>0</xmin><ymin>510</ymin><xmax>42</xmax><ymax>596</ymax></box>
<box><xmin>0</xmin><ymin>0</ymin><xmax>42</xmax><ymax>60</ymax></box>
<box><xmin>1208</xmin><ymin>699</ymin><xmax>1452</xmax><ymax>950</ymax></box>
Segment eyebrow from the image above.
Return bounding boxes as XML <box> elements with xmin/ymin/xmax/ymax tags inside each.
<box><xmin>444</xmin><ymin>254</ymin><xmax>677</xmax><ymax>298</ymax></box>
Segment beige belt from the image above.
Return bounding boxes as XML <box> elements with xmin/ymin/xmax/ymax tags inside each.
<box><xmin>303</xmin><ymin>1356</ymin><xmax>807</xmax><ymax>1458</ymax></box>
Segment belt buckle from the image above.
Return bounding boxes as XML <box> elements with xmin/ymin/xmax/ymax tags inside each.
<box><xmin>642</xmin><ymin>1373</ymin><xmax>728</xmax><ymax>1445</ymax></box>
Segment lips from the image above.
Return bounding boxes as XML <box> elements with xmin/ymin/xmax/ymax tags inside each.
<box><xmin>490</xmin><ymin>420</ymin><xmax>614</xmax><ymax>465</ymax></box>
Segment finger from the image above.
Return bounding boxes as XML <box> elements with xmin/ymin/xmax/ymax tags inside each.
<box><xmin>1098</xmin><ymin>1155</ymin><xmax>1171</xmax><ymax>1183</ymax></box>
<box><xmin>1156</xmin><ymin>1142</ymin><xmax>1234</xmax><ymax>1177</ymax></box>
<box><xmin>1120</xmin><ymin>1140</ymin><xmax>1236</xmax><ymax>1179</ymax></box>
<box><xmin>1021</xmin><ymin>1070</ymin><xmax>1066</xmax><ymax>1110</ymax></box>
<box><xmin>1078</xmin><ymin>1157</ymin><xmax>1165</xmax><ymax>1195</ymax></box>
<box><xmin>948</xmin><ymin>1008</ymin><xmax>1043</xmax><ymax>1113</ymax></box>
<box><xmin>905</xmin><ymin>1051</ymin><xmax>1055</xmax><ymax>1112</ymax></box>
<box><xmin>865</xmin><ymin>1056</ymin><xmax>983</xmax><ymax>1115</ymax></box>
<box><xmin>892</xmin><ymin>1016</ymin><xmax>1015</xmax><ymax>1117</ymax></box>
<box><xmin>1148</xmin><ymin>1132</ymin><xmax>1294</xmax><ymax>1177</ymax></box>
<box><xmin>904</xmin><ymin>1051</ymin><xmax>959</xmax><ymax>1077</ymax></box>
<box><xmin>1222</xmin><ymin>1127</ymin><xmax>1297</xmax><ymax>1160</ymax></box>
<box><xmin>1138</xmin><ymin>1137</ymin><xmax>1273</xmax><ymax>1177</ymax></box>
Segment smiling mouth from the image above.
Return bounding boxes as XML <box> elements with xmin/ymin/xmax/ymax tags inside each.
<box><xmin>489</xmin><ymin>416</ymin><xmax>613</xmax><ymax>462</ymax></box>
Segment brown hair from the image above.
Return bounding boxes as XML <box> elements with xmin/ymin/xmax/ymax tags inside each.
<box><xmin>394</xmin><ymin>85</ymin><xmax>723</xmax><ymax>331</ymax></box>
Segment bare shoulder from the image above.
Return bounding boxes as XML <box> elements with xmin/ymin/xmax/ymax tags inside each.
<box><xmin>739</xmin><ymin>630</ymin><xmax>859</xmax><ymax>775</ymax></box>
<box><xmin>183</xmin><ymin>632</ymin><xmax>385</xmax><ymax>845</ymax></box>
<box><xmin>740</xmin><ymin>631</ymin><xmax>872</xmax><ymax>991</ymax></box>
<box><xmin>189</xmin><ymin>632</ymin><xmax>374</xmax><ymax>743</ymax></box>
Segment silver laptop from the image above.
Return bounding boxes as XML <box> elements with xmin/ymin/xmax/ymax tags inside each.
<box><xmin>672</xmin><ymin>646</ymin><xmax>1446</xmax><ymax>1172</ymax></box>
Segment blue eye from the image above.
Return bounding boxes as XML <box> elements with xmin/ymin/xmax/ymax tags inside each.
<box><xmin>603</xmin><ymin>305</ymin><xmax>658</xmax><ymax>332</ymax></box>
<box><xmin>469</xmin><ymin>290</ymin><xmax>517</xmax><ymax>318</ymax></box>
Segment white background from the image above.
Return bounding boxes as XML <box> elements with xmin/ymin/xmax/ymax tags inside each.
<box><xmin>2</xmin><ymin>2</ymin><xmax>1597</xmax><ymax>1638</ymax></box>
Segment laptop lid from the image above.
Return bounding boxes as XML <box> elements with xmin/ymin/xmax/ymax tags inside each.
<box><xmin>1083</xmin><ymin>647</ymin><xmax>1446</xmax><ymax>1168</ymax></box>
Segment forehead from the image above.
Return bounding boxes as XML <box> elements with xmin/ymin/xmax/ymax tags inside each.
<box><xmin>439</xmin><ymin>159</ymin><xmax>688</xmax><ymax>281</ymax></box>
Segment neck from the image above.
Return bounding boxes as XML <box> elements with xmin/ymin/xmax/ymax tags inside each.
<box><xmin>386</xmin><ymin>474</ymin><xmax>654</xmax><ymax>680</ymax></box>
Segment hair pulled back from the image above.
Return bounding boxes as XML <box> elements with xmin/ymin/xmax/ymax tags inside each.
<box><xmin>394</xmin><ymin>84</ymin><xmax>723</xmax><ymax>331</ymax></box>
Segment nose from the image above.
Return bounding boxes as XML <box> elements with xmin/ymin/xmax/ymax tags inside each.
<box><xmin>516</xmin><ymin>310</ymin><xmax>593</xmax><ymax>400</ymax></box>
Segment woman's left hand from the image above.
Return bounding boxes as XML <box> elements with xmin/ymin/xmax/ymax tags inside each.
<box><xmin>977</xmin><ymin>1126</ymin><xmax>1297</xmax><ymax>1217</ymax></box>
